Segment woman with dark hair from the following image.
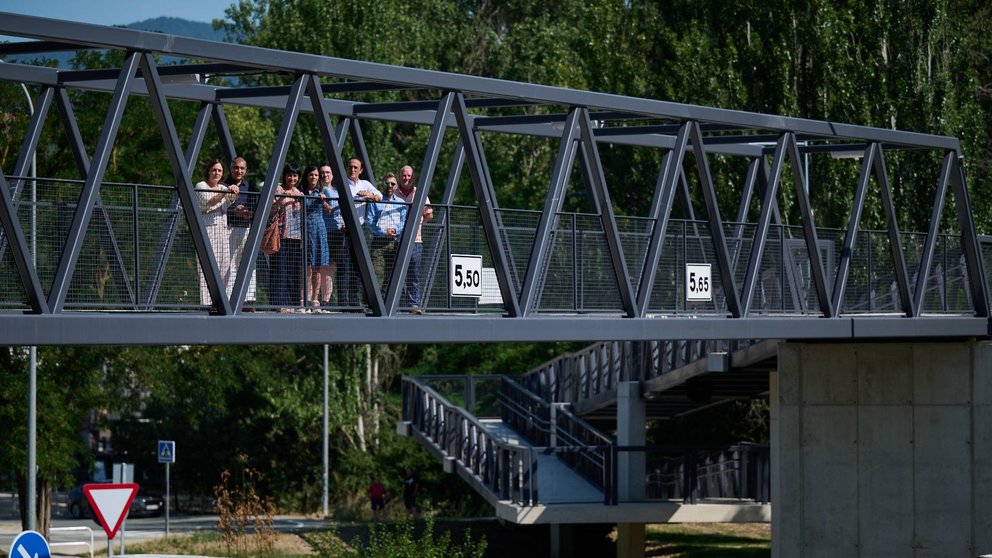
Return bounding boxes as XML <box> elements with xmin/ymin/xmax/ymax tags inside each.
<box><xmin>272</xmin><ymin>163</ymin><xmax>303</xmax><ymax>310</ymax></box>
<box><xmin>195</xmin><ymin>158</ymin><xmax>239</xmax><ymax>307</ymax></box>
<box><xmin>301</xmin><ymin>165</ymin><xmax>329</xmax><ymax>310</ymax></box>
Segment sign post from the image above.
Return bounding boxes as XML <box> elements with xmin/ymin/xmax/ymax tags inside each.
<box><xmin>83</xmin><ymin>483</ymin><xmax>138</xmax><ymax>558</ymax></box>
<box><xmin>158</xmin><ymin>440</ymin><xmax>175</xmax><ymax>536</ymax></box>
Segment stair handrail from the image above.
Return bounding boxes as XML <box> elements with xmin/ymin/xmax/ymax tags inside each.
<box><xmin>402</xmin><ymin>376</ymin><xmax>540</xmax><ymax>506</ymax></box>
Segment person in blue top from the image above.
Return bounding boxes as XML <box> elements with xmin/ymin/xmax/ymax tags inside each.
<box><xmin>301</xmin><ymin>165</ymin><xmax>329</xmax><ymax>311</ymax></box>
<box><xmin>317</xmin><ymin>164</ymin><xmax>340</xmax><ymax>306</ymax></box>
<box><xmin>367</xmin><ymin>173</ymin><xmax>408</xmax><ymax>288</ymax></box>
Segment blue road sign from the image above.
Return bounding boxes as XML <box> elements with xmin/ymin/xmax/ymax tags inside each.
<box><xmin>157</xmin><ymin>440</ymin><xmax>176</xmax><ymax>464</ymax></box>
<box><xmin>10</xmin><ymin>530</ymin><xmax>51</xmax><ymax>558</ymax></box>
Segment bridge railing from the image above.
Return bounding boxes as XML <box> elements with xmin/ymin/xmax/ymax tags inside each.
<box><xmin>520</xmin><ymin>339</ymin><xmax>762</xmax><ymax>407</ymax></box>
<box><xmin>0</xmin><ymin>176</ymin><xmax>978</xmax><ymax>317</ymax></box>
<box><xmin>624</xmin><ymin>443</ymin><xmax>771</xmax><ymax>504</ymax></box>
<box><xmin>402</xmin><ymin>375</ymin><xmax>540</xmax><ymax>506</ymax></box>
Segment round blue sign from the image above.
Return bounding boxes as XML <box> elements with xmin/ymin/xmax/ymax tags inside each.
<box><xmin>9</xmin><ymin>530</ymin><xmax>51</xmax><ymax>558</ymax></box>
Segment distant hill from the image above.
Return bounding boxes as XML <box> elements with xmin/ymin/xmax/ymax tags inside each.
<box><xmin>4</xmin><ymin>17</ymin><xmax>228</xmax><ymax>67</ymax></box>
<box><xmin>126</xmin><ymin>17</ymin><xmax>226</xmax><ymax>42</ymax></box>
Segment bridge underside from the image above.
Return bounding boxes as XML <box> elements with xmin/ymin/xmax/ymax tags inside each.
<box><xmin>0</xmin><ymin>14</ymin><xmax>990</xmax><ymax>346</ymax></box>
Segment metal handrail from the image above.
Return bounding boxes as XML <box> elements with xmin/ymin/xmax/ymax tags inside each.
<box><xmin>403</xmin><ymin>376</ymin><xmax>540</xmax><ymax>506</ymax></box>
<box><xmin>49</xmin><ymin>526</ymin><xmax>95</xmax><ymax>558</ymax></box>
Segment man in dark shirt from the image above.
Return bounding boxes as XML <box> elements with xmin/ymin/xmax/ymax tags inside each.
<box><xmin>403</xmin><ymin>467</ymin><xmax>419</xmax><ymax>517</ymax></box>
<box><xmin>226</xmin><ymin>157</ymin><xmax>260</xmax><ymax>306</ymax></box>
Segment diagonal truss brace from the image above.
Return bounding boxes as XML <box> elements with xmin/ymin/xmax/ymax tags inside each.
<box><xmin>0</xmin><ymin>169</ymin><xmax>48</xmax><ymax>313</ymax></box>
<box><xmin>48</xmin><ymin>52</ymin><xmax>139</xmax><ymax>313</ymax></box>
<box><xmin>452</xmin><ymin>92</ymin><xmax>521</xmax><ymax>317</ymax></box>
<box><xmin>140</xmin><ymin>53</ymin><xmax>231</xmax><ymax>314</ymax></box>
<box><xmin>385</xmin><ymin>92</ymin><xmax>456</xmax><ymax>315</ymax></box>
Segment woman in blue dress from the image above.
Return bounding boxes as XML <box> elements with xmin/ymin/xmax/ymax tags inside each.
<box><xmin>301</xmin><ymin>165</ymin><xmax>329</xmax><ymax>310</ymax></box>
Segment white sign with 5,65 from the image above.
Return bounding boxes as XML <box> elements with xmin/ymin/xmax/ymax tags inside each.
<box><xmin>685</xmin><ymin>263</ymin><xmax>712</xmax><ymax>302</ymax></box>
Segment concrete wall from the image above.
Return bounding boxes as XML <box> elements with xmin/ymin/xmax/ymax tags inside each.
<box><xmin>772</xmin><ymin>341</ymin><xmax>992</xmax><ymax>558</ymax></box>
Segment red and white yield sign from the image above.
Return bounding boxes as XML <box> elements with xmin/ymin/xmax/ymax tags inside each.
<box><xmin>83</xmin><ymin>483</ymin><xmax>139</xmax><ymax>539</ymax></box>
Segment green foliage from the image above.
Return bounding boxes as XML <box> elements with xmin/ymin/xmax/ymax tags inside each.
<box><xmin>307</xmin><ymin>518</ymin><xmax>487</xmax><ymax>558</ymax></box>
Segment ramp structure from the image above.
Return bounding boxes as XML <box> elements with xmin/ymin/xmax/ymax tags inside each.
<box><xmin>0</xmin><ymin>13</ymin><xmax>989</xmax><ymax>345</ymax></box>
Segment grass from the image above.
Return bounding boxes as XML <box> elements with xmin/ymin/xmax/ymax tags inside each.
<box><xmin>645</xmin><ymin>523</ymin><xmax>770</xmax><ymax>557</ymax></box>
<box><xmin>55</xmin><ymin>521</ymin><xmax>770</xmax><ymax>558</ymax></box>
<box><xmin>122</xmin><ymin>531</ymin><xmax>315</xmax><ymax>558</ymax></box>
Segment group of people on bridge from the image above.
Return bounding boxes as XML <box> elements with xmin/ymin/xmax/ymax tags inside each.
<box><xmin>194</xmin><ymin>157</ymin><xmax>432</xmax><ymax>313</ymax></box>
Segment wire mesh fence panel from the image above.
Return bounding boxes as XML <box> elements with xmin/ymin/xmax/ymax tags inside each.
<box><xmin>616</xmin><ymin>214</ymin><xmax>653</xmax><ymax>292</ymax></box>
<box><xmin>647</xmin><ymin>226</ymin><xmax>684</xmax><ymax>313</ymax></box>
<box><xmin>573</xmin><ymin>213</ymin><xmax>623</xmax><ymax>312</ymax></box>
<box><xmin>683</xmin><ymin>220</ymin><xmax>730</xmax><ymax>315</ymax></box>
<box><xmin>422</xmin><ymin>205</ymin><xmax>505</xmax><ymax>313</ymax></box>
<box><xmin>534</xmin><ymin>215</ymin><xmax>576</xmax><ymax>312</ymax></box>
<box><xmin>839</xmin><ymin>232</ymin><xmax>873</xmax><ymax>314</ymax></box>
<box><xmin>496</xmin><ymin>208</ymin><xmax>541</xmax><ymax>296</ymax></box>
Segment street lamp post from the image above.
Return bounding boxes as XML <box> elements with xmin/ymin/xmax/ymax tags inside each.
<box><xmin>19</xmin><ymin>81</ymin><xmax>38</xmax><ymax>532</ymax></box>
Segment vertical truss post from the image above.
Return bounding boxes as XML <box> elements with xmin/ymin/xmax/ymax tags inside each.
<box><xmin>0</xmin><ymin>86</ymin><xmax>52</xmax><ymax>267</ymax></box>
<box><xmin>212</xmin><ymin>104</ymin><xmax>238</xmax><ymax>165</ymax></box>
<box><xmin>912</xmin><ymin>151</ymin><xmax>953</xmax><ymax>313</ymax></box>
<box><xmin>949</xmin><ymin>152</ymin><xmax>990</xmax><ymax>317</ymax></box>
<box><xmin>140</xmin><ymin>53</ymin><xmax>231</xmax><ymax>315</ymax></box>
<box><xmin>349</xmin><ymin>118</ymin><xmax>376</xmax><ymax>185</ymax></box>
<box><xmin>519</xmin><ymin>107</ymin><xmax>581</xmax><ymax>315</ymax></box>
<box><xmin>10</xmin><ymin>86</ymin><xmax>53</xmax><ymax>198</ymax></box>
<box><xmin>386</xmin><ymin>92</ymin><xmax>455</xmax><ymax>315</ymax></box>
<box><xmin>0</xmin><ymin>170</ymin><xmax>48</xmax><ymax>313</ymax></box>
<box><xmin>688</xmin><ymin>122</ymin><xmax>742</xmax><ymax>317</ymax></box>
<box><xmin>452</xmin><ymin>92</ymin><xmax>521</xmax><ymax>316</ymax></box>
<box><xmin>873</xmin><ymin>144</ymin><xmax>915</xmax><ymax>316</ymax></box>
<box><xmin>784</xmin><ymin>135</ymin><xmax>833</xmax><ymax>317</ymax></box>
<box><xmin>740</xmin><ymin>135</ymin><xmax>790</xmax><ymax>316</ymax></box>
<box><xmin>577</xmin><ymin>108</ymin><xmax>636</xmax><ymax>317</ymax></box>
<box><xmin>306</xmin><ymin>74</ymin><xmax>385</xmax><ymax>315</ymax></box>
<box><xmin>230</xmin><ymin>74</ymin><xmax>307</xmax><ymax>313</ymax></box>
<box><xmin>831</xmin><ymin>144</ymin><xmax>876</xmax><ymax>312</ymax></box>
<box><xmin>48</xmin><ymin>52</ymin><xmax>139</xmax><ymax>313</ymax></box>
<box><xmin>636</xmin><ymin>122</ymin><xmax>691</xmax><ymax>316</ymax></box>
<box><xmin>420</xmin><ymin>142</ymin><xmax>466</xmax><ymax>305</ymax></box>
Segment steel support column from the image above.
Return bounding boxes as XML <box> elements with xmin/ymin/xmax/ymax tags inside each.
<box><xmin>784</xmin><ymin>133</ymin><xmax>833</xmax><ymax>317</ymax></box>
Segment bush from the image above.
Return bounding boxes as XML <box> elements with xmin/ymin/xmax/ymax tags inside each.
<box><xmin>307</xmin><ymin>518</ymin><xmax>487</xmax><ymax>558</ymax></box>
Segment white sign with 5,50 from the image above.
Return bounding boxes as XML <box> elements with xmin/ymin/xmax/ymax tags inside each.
<box><xmin>450</xmin><ymin>255</ymin><xmax>483</xmax><ymax>297</ymax></box>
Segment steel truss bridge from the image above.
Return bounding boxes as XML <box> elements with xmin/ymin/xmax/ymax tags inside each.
<box><xmin>0</xmin><ymin>13</ymin><xmax>990</xmax><ymax>346</ymax></box>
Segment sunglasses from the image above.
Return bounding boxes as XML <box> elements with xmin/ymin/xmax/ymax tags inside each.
<box><xmin>384</xmin><ymin>181</ymin><xmax>397</xmax><ymax>186</ymax></box>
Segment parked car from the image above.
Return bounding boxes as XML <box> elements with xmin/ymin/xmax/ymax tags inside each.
<box><xmin>68</xmin><ymin>482</ymin><xmax>164</xmax><ymax>520</ymax></box>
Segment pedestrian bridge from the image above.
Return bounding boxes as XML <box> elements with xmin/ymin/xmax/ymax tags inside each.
<box><xmin>0</xmin><ymin>13</ymin><xmax>989</xmax><ymax>345</ymax></box>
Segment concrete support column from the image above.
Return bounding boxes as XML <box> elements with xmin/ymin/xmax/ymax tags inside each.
<box><xmin>550</xmin><ymin>524</ymin><xmax>575</xmax><ymax>558</ymax></box>
<box><xmin>773</xmin><ymin>341</ymin><xmax>992</xmax><ymax>558</ymax></box>
<box><xmin>616</xmin><ymin>381</ymin><xmax>646</xmax><ymax>558</ymax></box>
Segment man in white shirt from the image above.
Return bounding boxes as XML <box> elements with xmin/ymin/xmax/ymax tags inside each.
<box><xmin>338</xmin><ymin>158</ymin><xmax>381</xmax><ymax>307</ymax></box>
<box><xmin>394</xmin><ymin>165</ymin><xmax>432</xmax><ymax>313</ymax></box>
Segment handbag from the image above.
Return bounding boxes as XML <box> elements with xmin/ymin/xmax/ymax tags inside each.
<box><xmin>261</xmin><ymin>213</ymin><xmax>281</xmax><ymax>255</ymax></box>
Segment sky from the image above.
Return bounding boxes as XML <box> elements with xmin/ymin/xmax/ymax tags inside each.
<box><xmin>2</xmin><ymin>0</ymin><xmax>235</xmax><ymax>26</ymax></box>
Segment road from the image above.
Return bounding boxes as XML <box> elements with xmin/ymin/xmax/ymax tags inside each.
<box><xmin>1</xmin><ymin>514</ymin><xmax>325</xmax><ymax>556</ymax></box>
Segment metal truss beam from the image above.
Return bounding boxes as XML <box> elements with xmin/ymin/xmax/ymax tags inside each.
<box><xmin>0</xmin><ymin>13</ymin><xmax>960</xmax><ymax>150</ymax></box>
<box><xmin>0</xmin><ymin>314</ymin><xmax>984</xmax><ymax>346</ymax></box>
